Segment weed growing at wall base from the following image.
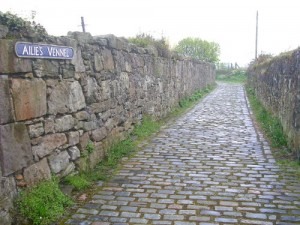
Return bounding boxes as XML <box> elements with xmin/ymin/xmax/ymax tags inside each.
<box><xmin>174</xmin><ymin>85</ymin><xmax>215</xmax><ymax>116</ymax></box>
<box><xmin>246</xmin><ymin>87</ymin><xmax>287</xmax><ymax>148</ymax></box>
<box><xmin>17</xmin><ymin>178</ymin><xmax>72</xmax><ymax>225</ymax></box>
<box><xmin>246</xmin><ymin>87</ymin><xmax>300</xmax><ymax>177</ymax></box>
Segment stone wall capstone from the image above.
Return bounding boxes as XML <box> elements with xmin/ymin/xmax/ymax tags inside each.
<box><xmin>0</xmin><ymin>29</ymin><xmax>215</xmax><ymax>224</ymax></box>
<box><xmin>247</xmin><ymin>49</ymin><xmax>300</xmax><ymax>153</ymax></box>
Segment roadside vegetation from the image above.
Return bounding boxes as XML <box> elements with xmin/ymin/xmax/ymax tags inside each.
<box><xmin>216</xmin><ymin>69</ymin><xmax>247</xmax><ymax>84</ymax></box>
<box><xmin>128</xmin><ymin>33</ymin><xmax>221</xmax><ymax>63</ymax></box>
<box><xmin>128</xmin><ymin>33</ymin><xmax>170</xmax><ymax>57</ymax></box>
<box><xmin>216</xmin><ymin>66</ymin><xmax>299</xmax><ymax>176</ymax></box>
<box><xmin>0</xmin><ymin>11</ymin><xmax>47</xmax><ymax>38</ymax></box>
<box><xmin>246</xmin><ymin>87</ymin><xmax>300</xmax><ymax>177</ymax></box>
<box><xmin>17</xmin><ymin>178</ymin><xmax>73</xmax><ymax>225</ymax></box>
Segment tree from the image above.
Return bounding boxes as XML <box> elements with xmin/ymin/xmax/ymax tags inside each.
<box><xmin>174</xmin><ymin>37</ymin><xmax>220</xmax><ymax>63</ymax></box>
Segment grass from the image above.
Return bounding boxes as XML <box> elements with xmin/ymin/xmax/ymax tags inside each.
<box><xmin>17</xmin><ymin>178</ymin><xmax>72</xmax><ymax>225</ymax></box>
<box><xmin>246</xmin><ymin>87</ymin><xmax>287</xmax><ymax>148</ymax></box>
<box><xmin>246</xmin><ymin>86</ymin><xmax>300</xmax><ymax>177</ymax></box>
<box><xmin>171</xmin><ymin>85</ymin><xmax>215</xmax><ymax>117</ymax></box>
<box><xmin>64</xmin><ymin>175</ymin><xmax>91</xmax><ymax>191</ymax></box>
<box><xmin>216</xmin><ymin>69</ymin><xmax>247</xmax><ymax>84</ymax></box>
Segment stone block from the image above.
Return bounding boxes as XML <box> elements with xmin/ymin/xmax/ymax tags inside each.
<box><xmin>83</xmin><ymin>77</ymin><xmax>101</xmax><ymax>104</ymax></box>
<box><xmin>120</xmin><ymin>72</ymin><xmax>130</xmax><ymax>90</ymax></box>
<box><xmin>0</xmin><ymin>123</ymin><xmax>32</xmax><ymax>176</ymax></box>
<box><xmin>93</xmin><ymin>36</ymin><xmax>108</xmax><ymax>46</ymax></box>
<box><xmin>60</xmin><ymin>63</ymin><xmax>75</xmax><ymax>79</ymax></box>
<box><xmin>48</xmin><ymin>150</ymin><xmax>70</xmax><ymax>174</ymax></box>
<box><xmin>105</xmin><ymin>34</ymin><xmax>127</xmax><ymax>50</ymax></box>
<box><xmin>0</xmin><ymin>40</ymin><xmax>32</xmax><ymax>73</ymax></box>
<box><xmin>0</xmin><ymin>176</ymin><xmax>17</xmax><ymax>225</ymax></box>
<box><xmin>28</xmin><ymin>122</ymin><xmax>44</xmax><ymax>138</ymax></box>
<box><xmin>32</xmin><ymin>60</ymin><xmax>59</xmax><ymax>78</ymax></box>
<box><xmin>88</xmin><ymin>142</ymin><xmax>105</xmax><ymax>168</ymax></box>
<box><xmin>72</xmin><ymin>47</ymin><xmax>85</xmax><ymax>72</ymax></box>
<box><xmin>48</xmin><ymin>81</ymin><xmax>86</xmax><ymax>115</ymax></box>
<box><xmin>75</xmin><ymin>111</ymin><xmax>90</xmax><ymax>121</ymax></box>
<box><xmin>11</xmin><ymin>78</ymin><xmax>47</xmax><ymax>121</ymax></box>
<box><xmin>78</xmin><ymin>132</ymin><xmax>90</xmax><ymax>151</ymax></box>
<box><xmin>32</xmin><ymin>133</ymin><xmax>67</xmax><ymax>159</ymax></box>
<box><xmin>102</xmin><ymin>49</ymin><xmax>115</xmax><ymax>71</ymax></box>
<box><xmin>67</xmin><ymin>131</ymin><xmax>80</xmax><ymax>146</ymax></box>
<box><xmin>0</xmin><ymin>77</ymin><xmax>14</xmax><ymax>124</ymax></box>
<box><xmin>91</xmin><ymin>127</ymin><xmax>107</xmax><ymax>142</ymax></box>
<box><xmin>61</xmin><ymin>162</ymin><xmax>75</xmax><ymax>177</ymax></box>
<box><xmin>0</xmin><ymin>210</ymin><xmax>12</xmax><ymax>225</ymax></box>
<box><xmin>82</xmin><ymin>121</ymin><xmax>97</xmax><ymax>131</ymax></box>
<box><xmin>68</xmin><ymin>32</ymin><xmax>93</xmax><ymax>45</ymax></box>
<box><xmin>94</xmin><ymin>52</ymin><xmax>104</xmax><ymax>72</ymax></box>
<box><xmin>44</xmin><ymin>117</ymin><xmax>55</xmax><ymax>134</ymax></box>
<box><xmin>68</xmin><ymin>146</ymin><xmax>81</xmax><ymax>160</ymax></box>
<box><xmin>23</xmin><ymin>158</ymin><xmax>51</xmax><ymax>186</ymax></box>
<box><xmin>54</xmin><ymin>115</ymin><xmax>75</xmax><ymax>132</ymax></box>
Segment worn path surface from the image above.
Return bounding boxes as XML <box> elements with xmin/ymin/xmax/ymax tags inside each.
<box><xmin>64</xmin><ymin>83</ymin><xmax>300</xmax><ymax>225</ymax></box>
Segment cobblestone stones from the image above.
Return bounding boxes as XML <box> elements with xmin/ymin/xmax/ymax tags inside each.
<box><xmin>62</xmin><ymin>84</ymin><xmax>300</xmax><ymax>224</ymax></box>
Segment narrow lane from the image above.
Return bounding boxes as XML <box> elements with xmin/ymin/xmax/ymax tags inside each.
<box><xmin>64</xmin><ymin>83</ymin><xmax>300</xmax><ymax>225</ymax></box>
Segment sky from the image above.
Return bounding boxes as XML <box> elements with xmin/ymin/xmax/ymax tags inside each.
<box><xmin>2</xmin><ymin>0</ymin><xmax>300</xmax><ymax>66</ymax></box>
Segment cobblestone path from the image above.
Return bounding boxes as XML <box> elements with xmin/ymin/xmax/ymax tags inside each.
<box><xmin>64</xmin><ymin>83</ymin><xmax>300</xmax><ymax>225</ymax></box>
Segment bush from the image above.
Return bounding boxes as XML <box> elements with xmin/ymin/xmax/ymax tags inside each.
<box><xmin>128</xmin><ymin>33</ymin><xmax>170</xmax><ymax>57</ymax></box>
<box><xmin>0</xmin><ymin>11</ymin><xmax>47</xmax><ymax>38</ymax></box>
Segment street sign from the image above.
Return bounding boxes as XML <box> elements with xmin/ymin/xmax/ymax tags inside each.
<box><xmin>15</xmin><ymin>42</ymin><xmax>74</xmax><ymax>59</ymax></box>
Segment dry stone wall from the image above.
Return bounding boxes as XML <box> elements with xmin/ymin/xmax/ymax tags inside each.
<box><xmin>247</xmin><ymin>49</ymin><xmax>300</xmax><ymax>153</ymax></box>
<box><xmin>0</xmin><ymin>30</ymin><xmax>215</xmax><ymax>224</ymax></box>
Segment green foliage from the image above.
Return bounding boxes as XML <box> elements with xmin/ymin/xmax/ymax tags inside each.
<box><xmin>128</xmin><ymin>33</ymin><xmax>170</xmax><ymax>57</ymax></box>
<box><xmin>132</xmin><ymin>116</ymin><xmax>161</xmax><ymax>139</ymax></box>
<box><xmin>174</xmin><ymin>37</ymin><xmax>220</xmax><ymax>63</ymax></box>
<box><xmin>249</xmin><ymin>54</ymin><xmax>273</xmax><ymax>68</ymax></box>
<box><xmin>17</xmin><ymin>178</ymin><xmax>72</xmax><ymax>225</ymax></box>
<box><xmin>246</xmin><ymin>86</ymin><xmax>300</xmax><ymax>176</ymax></box>
<box><xmin>106</xmin><ymin>139</ymin><xmax>135</xmax><ymax>167</ymax></box>
<box><xmin>179</xmin><ymin>86</ymin><xmax>214</xmax><ymax>109</ymax></box>
<box><xmin>86</xmin><ymin>141</ymin><xmax>94</xmax><ymax>153</ymax></box>
<box><xmin>246</xmin><ymin>87</ymin><xmax>288</xmax><ymax>148</ymax></box>
<box><xmin>0</xmin><ymin>11</ymin><xmax>47</xmax><ymax>37</ymax></box>
<box><xmin>81</xmin><ymin>141</ymin><xmax>95</xmax><ymax>158</ymax></box>
<box><xmin>64</xmin><ymin>175</ymin><xmax>91</xmax><ymax>191</ymax></box>
<box><xmin>216</xmin><ymin>69</ymin><xmax>247</xmax><ymax>83</ymax></box>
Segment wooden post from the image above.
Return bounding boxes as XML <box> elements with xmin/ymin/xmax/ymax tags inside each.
<box><xmin>255</xmin><ymin>11</ymin><xmax>258</xmax><ymax>60</ymax></box>
<box><xmin>81</xmin><ymin>17</ymin><xmax>86</xmax><ymax>33</ymax></box>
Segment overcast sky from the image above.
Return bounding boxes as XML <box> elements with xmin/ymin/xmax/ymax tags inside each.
<box><xmin>2</xmin><ymin>0</ymin><xmax>300</xmax><ymax>66</ymax></box>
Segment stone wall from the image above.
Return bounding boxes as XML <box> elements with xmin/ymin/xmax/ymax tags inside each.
<box><xmin>247</xmin><ymin>49</ymin><xmax>300</xmax><ymax>153</ymax></box>
<box><xmin>0</xmin><ymin>30</ymin><xmax>215</xmax><ymax>224</ymax></box>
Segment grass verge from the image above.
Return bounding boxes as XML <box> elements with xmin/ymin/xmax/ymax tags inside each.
<box><xmin>216</xmin><ymin>70</ymin><xmax>247</xmax><ymax>84</ymax></box>
<box><xmin>170</xmin><ymin>85</ymin><xmax>215</xmax><ymax>118</ymax></box>
<box><xmin>246</xmin><ymin>86</ymin><xmax>300</xmax><ymax>177</ymax></box>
